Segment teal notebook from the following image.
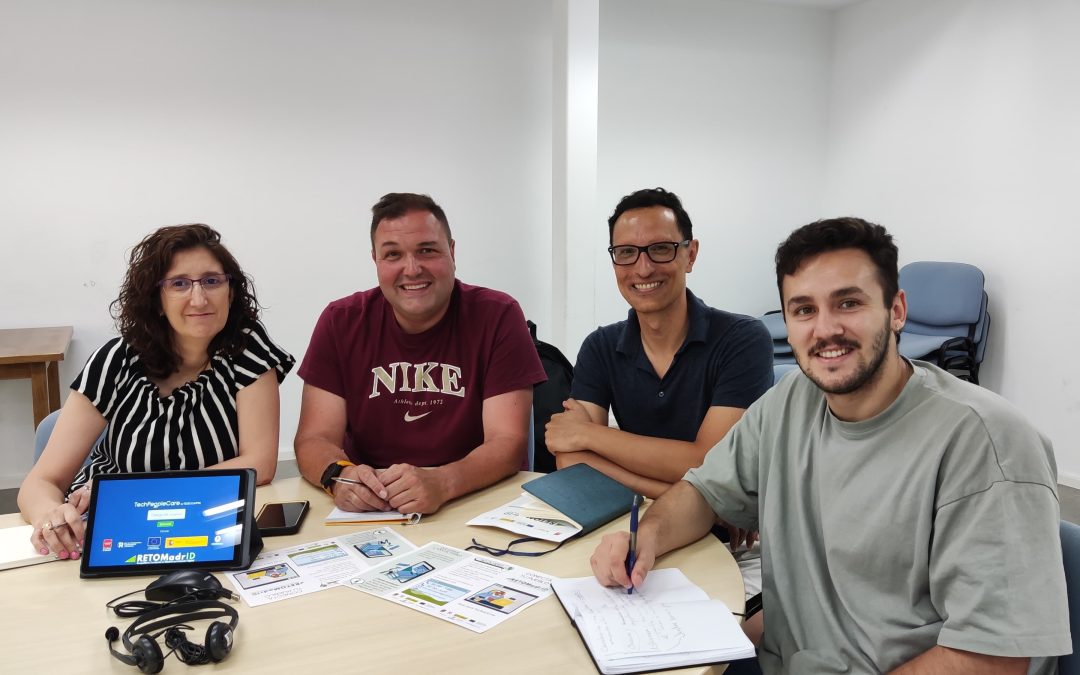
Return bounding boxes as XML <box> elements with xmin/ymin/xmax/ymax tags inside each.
<box><xmin>521</xmin><ymin>464</ymin><xmax>635</xmax><ymax>536</ymax></box>
<box><xmin>466</xmin><ymin>464</ymin><xmax>635</xmax><ymax>557</ymax></box>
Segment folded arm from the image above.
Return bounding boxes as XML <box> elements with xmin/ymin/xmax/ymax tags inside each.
<box><xmin>547</xmin><ymin>398</ymin><xmax>745</xmax><ymax>486</ymax></box>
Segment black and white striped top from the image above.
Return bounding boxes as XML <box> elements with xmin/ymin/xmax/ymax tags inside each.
<box><xmin>69</xmin><ymin>322</ymin><xmax>294</xmax><ymax>492</ymax></box>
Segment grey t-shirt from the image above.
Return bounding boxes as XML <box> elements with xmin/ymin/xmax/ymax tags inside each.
<box><xmin>685</xmin><ymin>361</ymin><xmax>1070</xmax><ymax>674</ymax></box>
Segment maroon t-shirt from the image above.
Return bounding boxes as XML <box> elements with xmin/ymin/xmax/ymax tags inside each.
<box><xmin>298</xmin><ymin>281</ymin><xmax>546</xmax><ymax>468</ymax></box>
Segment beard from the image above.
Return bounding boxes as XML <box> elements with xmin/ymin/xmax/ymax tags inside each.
<box><xmin>797</xmin><ymin>316</ymin><xmax>892</xmax><ymax>395</ymax></box>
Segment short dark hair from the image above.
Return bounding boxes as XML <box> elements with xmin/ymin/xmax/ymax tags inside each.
<box><xmin>607</xmin><ymin>187</ymin><xmax>693</xmax><ymax>245</ymax></box>
<box><xmin>370</xmin><ymin>192</ymin><xmax>451</xmax><ymax>247</ymax></box>
<box><xmin>111</xmin><ymin>224</ymin><xmax>261</xmax><ymax>379</ymax></box>
<box><xmin>774</xmin><ymin>217</ymin><xmax>899</xmax><ymax>308</ymax></box>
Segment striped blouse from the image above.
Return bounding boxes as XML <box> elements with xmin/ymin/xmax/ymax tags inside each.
<box><xmin>69</xmin><ymin>321</ymin><xmax>294</xmax><ymax>491</ymax></box>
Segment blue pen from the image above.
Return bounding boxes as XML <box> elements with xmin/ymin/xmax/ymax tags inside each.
<box><xmin>626</xmin><ymin>494</ymin><xmax>643</xmax><ymax>595</ymax></box>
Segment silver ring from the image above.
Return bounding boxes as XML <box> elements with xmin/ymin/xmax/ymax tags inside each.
<box><xmin>42</xmin><ymin>522</ymin><xmax>54</xmax><ymax>532</ymax></box>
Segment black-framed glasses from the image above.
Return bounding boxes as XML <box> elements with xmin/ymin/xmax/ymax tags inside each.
<box><xmin>607</xmin><ymin>240</ymin><xmax>690</xmax><ymax>266</ymax></box>
<box><xmin>157</xmin><ymin>273</ymin><xmax>232</xmax><ymax>295</ymax></box>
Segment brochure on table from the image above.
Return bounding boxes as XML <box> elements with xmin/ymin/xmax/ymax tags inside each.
<box><xmin>551</xmin><ymin>569</ymin><xmax>755</xmax><ymax>674</ymax></box>
<box><xmin>466</xmin><ymin>492</ymin><xmax>582</xmax><ymax>543</ymax></box>
<box><xmin>227</xmin><ymin>528</ymin><xmax>417</xmax><ymax>606</ymax></box>
<box><xmin>325</xmin><ymin>506</ymin><xmax>421</xmax><ymax>525</ymax></box>
<box><xmin>343</xmin><ymin>541</ymin><xmax>554</xmax><ymax>633</ymax></box>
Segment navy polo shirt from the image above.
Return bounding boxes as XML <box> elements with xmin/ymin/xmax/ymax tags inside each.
<box><xmin>571</xmin><ymin>290</ymin><xmax>773</xmax><ymax>442</ymax></box>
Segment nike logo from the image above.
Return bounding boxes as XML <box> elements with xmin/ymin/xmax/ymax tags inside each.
<box><xmin>403</xmin><ymin>411</ymin><xmax>433</xmax><ymax>422</ymax></box>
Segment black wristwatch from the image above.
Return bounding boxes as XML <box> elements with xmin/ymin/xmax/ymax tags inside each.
<box><xmin>320</xmin><ymin>459</ymin><xmax>354</xmax><ymax>495</ymax></box>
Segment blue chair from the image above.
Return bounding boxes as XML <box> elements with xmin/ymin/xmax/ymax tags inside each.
<box><xmin>773</xmin><ymin>363</ymin><xmax>799</xmax><ymax>383</ymax></box>
<box><xmin>1060</xmin><ymin>520</ymin><xmax>1080</xmax><ymax>674</ymax></box>
<box><xmin>760</xmin><ymin>311</ymin><xmax>795</xmax><ymax>367</ymax></box>
<box><xmin>760</xmin><ymin>311</ymin><xmax>800</xmax><ymax>385</ymax></box>
<box><xmin>33</xmin><ymin>409</ymin><xmax>100</xmax><ymax>466</ymax></box>
<box><xmin>898</xmin><ymin>261</ymin><xmax>989</xmax><ymax>384</ymax></box>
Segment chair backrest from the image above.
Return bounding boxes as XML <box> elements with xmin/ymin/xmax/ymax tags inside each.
<box><xmin>527</xmin><ymin>321</ymin><xmax>574</xmax><ymax>474</ymax></box>
<box><xmin>34</xmin><ymin>409</ymin><xmax>100</xmax><ymax>468</ymax></box>
<box><xmin>773</xmin><ymin>363</ymin><xmax>799</xmax><ymax>383</ymax></box>
<box><xmin>33</xmin><ymin>409</ymin><xmax>62</xmax><ymax>463</ymax></box>
<box><xmin>1060</xmin><ymin>520</ymin><xmax>1080</xmax><ymax>674</ymax></box>
<box><xmin>759</xmin><ymin>311</ymin><xmax>787</xmax><ymax>342</ymax></box>
<box><xmin>900</xmin><ymin>261</ymin><xmax>985</xmax><ymax>336</ymax></box>
<box><xmin>760</xmin><ymin>311</ymin><xmax>795</xmax><ymax>364</ymax></box>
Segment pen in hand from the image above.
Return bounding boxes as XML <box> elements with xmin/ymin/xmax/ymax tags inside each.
<box><xmin>626</xmin><ymin>494</ymin><xmax>643</xmax><ymax>595</ymax></box>
<box><xmin>331</xmin><ymin>476</ymin><xmax>363</xmax><ymax>486</ymax></box>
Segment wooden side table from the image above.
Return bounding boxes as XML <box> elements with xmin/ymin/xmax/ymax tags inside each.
<box><xmin>0</xmin><ymin>327</ymin><xmax>74</xmax><ymax>428</ymax></box>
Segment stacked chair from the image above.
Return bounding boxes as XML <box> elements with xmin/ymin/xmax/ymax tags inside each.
<box><xmin>760</xmin><ymin>311</ymin><xmax>798</xmax><ymax>383</ymax></box>
<box><xmin>898</xmin><ymin>261</ymin><xmax>990</xmax><ymax>384</ymax></box>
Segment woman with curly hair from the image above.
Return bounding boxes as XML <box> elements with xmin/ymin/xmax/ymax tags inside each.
<box><xmin>18</xmin><ymin>224</ymin><xmax>294</xmax><ymax>561</ymax></box>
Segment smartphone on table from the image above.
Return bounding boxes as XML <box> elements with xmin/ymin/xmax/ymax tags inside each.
<box><xmin>255</xmin><ymin>501</ymin><xmax>310</xmax><ymax>536</ymax></box>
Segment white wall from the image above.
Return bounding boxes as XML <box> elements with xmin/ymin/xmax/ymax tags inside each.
<box><xmin>0</xmin><ymin>0</ymin><xmax>553</xmax><ymax>487</ymax></box>
<box><xmin>594</xmin><ymin>0</ymin><xmax>833</xmax><ymax>354</ymax></box>
<box><xmin>4</xmin><ymin>0</ymin><xmax>1076</xmax><ymax>489</ymax></box>
<box><xmin>825</xmin><ymin>0</ymin><xmax>1080</xmax><ymax>480</ymax></box>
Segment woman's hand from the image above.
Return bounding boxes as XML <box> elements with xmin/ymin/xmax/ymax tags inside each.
<box><xmin>67</xmin><ymin>483</ymin><xmax>92</xmax><ymax>515</ymax></box>
<box><xmin>30</xmin><ymin>501</ymin><xmax>86</xmax><ymax>560</ymax></box>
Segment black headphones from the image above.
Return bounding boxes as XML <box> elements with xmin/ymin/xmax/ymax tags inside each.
<box><xmin>106</xmin><ymin>600</ymin><xmax>238</xmax><ymax>674</ymax></box>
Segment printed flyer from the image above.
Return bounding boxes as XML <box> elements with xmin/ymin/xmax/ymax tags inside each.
<box><xmin>227</xmin><ymin>528</ymin><xmax>417</xmax><ymax>606</ymax></box>
<box><xmin>342</xmin><ymin>541</ymin><xmax>554</xmax><ymax>633</ymax></box>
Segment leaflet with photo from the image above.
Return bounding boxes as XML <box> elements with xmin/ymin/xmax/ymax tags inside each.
<box><xmin>342</xmin><ymin>542</ymin><xmax>554</xmax><ymax>633</ymax></box>
<box><xmin>227</xmin><ymin>528</ymin><xmax>417</xmax><ymax>606</ymax></box>
<box><xmin>466</xmin><ymin>492</ymin><xmax>582</xmax><ymax>543</ymax></box>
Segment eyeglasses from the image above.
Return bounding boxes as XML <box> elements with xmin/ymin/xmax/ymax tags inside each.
<box><xmin>607</xmin><ymin>240</ymin><xmax>690</xmax><ymax>266</ymax></box>
<box><xmin>157</xmin><ymin>274</ymin><xmax>232</xmax><ymax>295</ymax></box>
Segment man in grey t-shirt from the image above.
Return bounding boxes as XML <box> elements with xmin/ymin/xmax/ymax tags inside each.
<box><xmin>590</xmin><ymin>217</ymin><xmax>1070</xmax><ymax>674</ymax></box>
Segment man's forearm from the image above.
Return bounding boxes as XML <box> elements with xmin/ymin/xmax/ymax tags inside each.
<box><xmin>294</xmin><ymin>436</ymin><xmax>349</xmax><ymax>487</ymax></box>
<box><xmin>889</xmin><ymin>646</ymin><xmax>1029</xmax><ymax>675</ymax></box>
<box><xmin>640</xmin><ymin>480</ymin><xmax>716</xmax><ymax>559</ymax></box>
<box><xmin>556</xmin><ymin>451</ymin><xmax>672</xmax><ymax>499</ymax></box>
<box><xmin>435</xmin><ymin>438</ymin><xmax>521</xmax><ymax>503</ymax></box>
<box><xmin>578</xmin><ymin>424</ymin><xmax>707</xmax><ymax>483</ymax></box>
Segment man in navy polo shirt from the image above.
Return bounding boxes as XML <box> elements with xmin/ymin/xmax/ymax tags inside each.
<box><xmin>545</xmin><ymin>188</ymin><xmax>773</xmax><ymax>501</ymax></box>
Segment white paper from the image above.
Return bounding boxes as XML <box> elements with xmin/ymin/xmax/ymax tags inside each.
<box><xmin>466</xmin><ymin>492</ymin><xmax>582</xmax><ymax>542</ymax></box>
<box><xmin>552</xmin><ymin>569</ymin><xmax>754</xmax><ymax>673</ymax></box>
<box><xmin>343</xmin><ymin>541</ymin><xmax>554</xmax><ymax>633</ymax></box>
<box><xmin>325</xmin><ymin>506</ymin><xmax>421</xmax><ymax>525</ymax></box>
<box><xmin>226</xmin><ymin>528</ymin><xmax>417</xmax><ymax>606</ymax></box>
<box><xmin>0</xmin><ymin>525</ymin><xmax>59</xmax><ymax>571</ymax></box>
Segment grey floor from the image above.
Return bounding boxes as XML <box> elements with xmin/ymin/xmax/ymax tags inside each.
<box><xmin>0</xmin><ymin>459</ymin><xmax>301</xmax><ymax>516</ymax></box>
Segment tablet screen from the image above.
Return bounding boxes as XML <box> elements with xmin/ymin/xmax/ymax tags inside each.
<box><xmin>81</xmin><ymin>469</ymin><xmax>259</xmax><ymax>578</ymax></box>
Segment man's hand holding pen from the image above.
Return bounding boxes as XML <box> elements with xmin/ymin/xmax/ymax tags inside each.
<box><xmin>330</xmin><ymin>464</ymin><xmax>391</xmax><ymax>512</ymax></box>
<box><xmin>625</xmin><ymin>494</ymin><xmax>643</xmax><ymax>594</ymax></box>
<box><xmin>591</xmin><ymin>495</ymin><xmax>656</xmax><ymax>592</ymax></box>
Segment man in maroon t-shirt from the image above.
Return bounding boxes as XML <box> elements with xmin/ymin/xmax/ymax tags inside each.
<box><xmin>295</xmin><ymin>193</ymin><xmax>546</xmax><ymax>514</ymax></box>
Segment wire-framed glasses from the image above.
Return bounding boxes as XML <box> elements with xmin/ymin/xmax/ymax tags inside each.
<box><xmin>157</xmin><ymin>273</ymin><xmax>232</xmax><ymax>295</ymax></box>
